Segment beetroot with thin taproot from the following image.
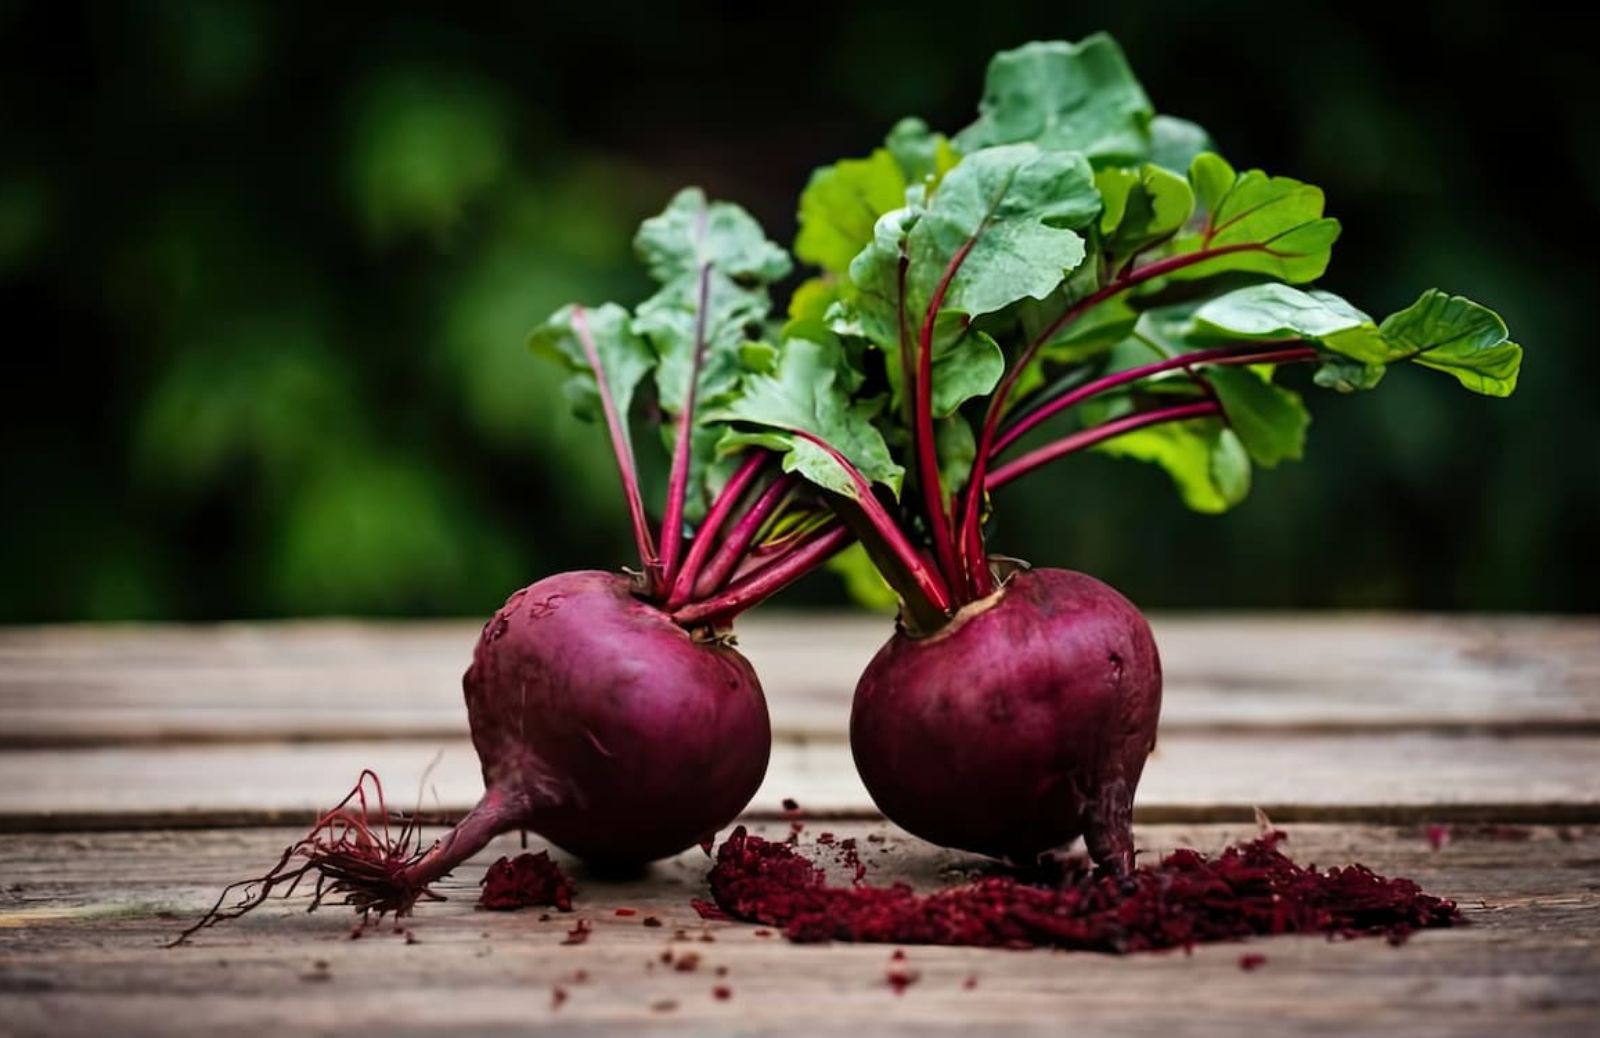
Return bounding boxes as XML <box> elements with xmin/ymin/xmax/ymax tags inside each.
<box><xmin>172</xmin><ymin>189</ymin><xmax>864</xmax><ymax>941</ymax></box>
<box><xmin>851</xmin><ymin>568</ymin><xmax>1160</xmax><ymax>870</ymax></box>
<box><xmin>456</xmin><ymin>571</ymin><xmax>769</xmax><ymax>865</ymax></box>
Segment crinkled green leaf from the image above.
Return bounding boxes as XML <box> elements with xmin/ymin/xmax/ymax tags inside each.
<box><xmin>635</xmin><ymin>274</ymin><xmax>770</xmax><ymax>413</ymax></box>
<box><xmin>1167</xmin><ymin>153</ymin><xmax>1340</xmax><ymax>283</ymax></box>
<box><xmin>908</xmin><ymin>144</ymin><xmax>1097</xmax><ymax>317</ymax></box>
<box><xmin>635</xmin><ymin>186</ymin><xmax>792</xmax><ymax>285</ymax></box>
<box><xmin>528</xmin><ymin>301</ymin><xmax>654</xmax><ymax>425</ymax></box>
<box><xmin>954</xmin><ymin>34</ymin><xmax>1154</xmax><ymax>166</ymax></box>
<box><xmin>1377</xmin><ymin>290</ymin><xmax>1522</xmax><ymax>396</ymax></box>
<box><xmin>630</xmin><ymin>189</ymin><xmax>792</xmax><ymax>415</ymax></box>
<box><xmin>841</xmin><ymin>145</ymin><xmax>1093</xmax><ymax>422</ymax></box>
<box><xmin>708</xmin><ymin>334</ymin><xmax>902</xmax><ymax>501</ymax></box>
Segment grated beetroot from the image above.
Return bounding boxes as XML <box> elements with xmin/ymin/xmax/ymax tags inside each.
<box><xmin>698</xmin><ymin>826</ymin><xmax>1459</xmax><ymax>953</ymax></box>
<box><xmin>478</xmin><ymin>851</ymin><xmax>576</xmax><ymax>912</ymax></box>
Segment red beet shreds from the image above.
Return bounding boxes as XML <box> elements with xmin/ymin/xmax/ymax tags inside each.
<box><xmin>704</xmin><ymin>826</ymin><xmax>1459</xmax><ymax>953</ymax></box>
<box><xmin>478</xmin><ymin>852</ymin><xmax>576</xmax><ymax>911</ymax></box>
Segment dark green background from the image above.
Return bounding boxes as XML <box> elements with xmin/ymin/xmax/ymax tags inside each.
<box><xmin>4</xmin><ymin>0</ymin><xmax>1594</xmax><ymax>622</ymax></box>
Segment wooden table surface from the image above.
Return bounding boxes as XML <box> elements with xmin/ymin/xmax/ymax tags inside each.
<box><xmin>1</xmin><ymin>614</ymin><xmax>1596</xmax><ymax>1036</ymax></box>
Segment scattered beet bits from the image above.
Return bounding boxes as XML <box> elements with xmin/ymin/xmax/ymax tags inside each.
<box><xmin>478</xmin><ymin>851</ymin><xmax>576</xmax><ymax>912</ymax></box>
<box><xmin>703</xmin><ymin>826</ymin><xmax>1459</xmax><ymax>953</ymax></box>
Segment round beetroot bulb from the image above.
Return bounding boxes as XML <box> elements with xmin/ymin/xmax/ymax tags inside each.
<box><xmin>850</xmin><ymin>567</ymin><xmax>1161</xmax><ymax>870</ymax></box>
<box><xmin>465</xmin><ymin>570</ymin><xmax>771</xmax><ymax>865</ymax></box>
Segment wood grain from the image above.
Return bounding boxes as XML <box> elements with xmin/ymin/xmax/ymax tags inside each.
<box><xmin>2</xmin><ymin>731</ymin><xmax>1596</xmax><ymax>831</ymax></box>
<box><xmin>1</xmin><ymin>823</ymin><xmax>1595</xmax><ymax>1036</ymax></box>
<box><xmin>2</xmin><ymin>614</ymin><xmax>1595</xmax><ymax>746</ymax></box>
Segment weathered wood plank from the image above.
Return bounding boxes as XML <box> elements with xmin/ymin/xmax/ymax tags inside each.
<box><xmin>2</xmin><ymin>732</ymin><xmax>1596</xmax><ymax>830</ymax></box>
<box><xmin>1</xmin><ymin>824</ymin><xmax>1595</xmax><ymax>1036</ymax></box>
<box><xmin>1</xmin><ymin>615</ymin><xmax>1595</xmax><ymax>746</ymax></box>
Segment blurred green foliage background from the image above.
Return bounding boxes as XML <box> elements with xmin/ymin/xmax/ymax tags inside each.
<box><xmin>3</xmin><ymin>0</ymin><xmax>1595</xmax><ymax>622</ymax></box>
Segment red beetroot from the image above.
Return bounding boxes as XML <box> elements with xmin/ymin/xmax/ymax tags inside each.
<box><xmin>449</xmin><ymin>570</ymin><xmax>770</xmax><ymax>866</ymax></box>
<box><xmin>850</xmin><ymin>567</ymin><xmax>1160</xmax><ymax>872</ymax></box>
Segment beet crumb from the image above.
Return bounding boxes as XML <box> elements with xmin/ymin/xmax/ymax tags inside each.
<box><xmin>701</xmin><ymin>826</ymin><xmax>1459</xmax><ymax>953</ymax></box>
<box><xmin>674</xmin><ymin>951</ymin><xmax>702</xmax><ymax>972</ymax></box>
<box><xmin>572</xmin><ymin>969</ymin><xmax>590</xmax><ymax>983</ymax></box>
<box><xmin>781</xmin><ymin>798</ymin><xmax>799</xmax><ymax>812</ymax></box>
<box><xmin>561</xmin><ymin>919</ymin><xmax>592</xmax><ymax>946</ymax></box>
<box><xmin>551</xmin><ymin>985</ymin><xmax>567</xmax><ymax>1010</ymax></box>
<box><xmin>713</xmin><ymin>985</ymin><xmax>733</xmax><ymax>1000</ymax></box>
<box><xmin>691</xmin><ymin>900</ymin><xmax>730</xmax><ymax>921</ymax></box>
<box><xmin>699</xmin><ymin>929</ymin><xmax>716</xmax><ymax>943</ymax></box>
<box><xmin>962</xmin><ymin>974</ymin><xmax>978</xmax><ymax>990</ymax></box>
<box><xmin>479</xmin><ymin>852</ymin><xmax>576</xmax><ymax>912</ymax></box>
<box><xmin>403</xmin><ymin>929</ymin><xmax>419</xmax><ymax>945</ymax></box>
<box><xmin>1238</xmin><ymin>953</ymin><xmax>1268</xmax><ymax>971</ymax></box>
<box><xmin>1425</xmin><ymin>824</ymin><xmax>1451</xmax><ymax>851</ymax></box>
<box><xmin>715</xmin><ymin>965</ymin><xmax>729</xmax><ymax>977</ymax></box>
<box><xmin>885</xmin><ymin>952</ymin><xmax>920</xmax><ymax>995</ymax></box>
<box><xmin>615</xmin><ymin>908</ymin><xmax>637</xmax><ymax>917</ymax></box>
<box><xmin>643</xmin><ymin>916</ymin><xmax>664</xmax><ymax>928</ymax></box>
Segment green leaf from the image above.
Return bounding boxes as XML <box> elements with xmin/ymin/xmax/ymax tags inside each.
<box><xmin>907</xmin><ymin>143</ymin><xmax>1098</xmax><ymax>317</ymax></box>
<box><xmin>927</xmin><ymin>312</ymin><xmax>1005</xmax><ymax>417</ymax></box>
<box><xmin>1167</xmin><ymin>153</ymin><xmax>1340</xmax><ymax>283</ymax></box>
<box><xmin>795</xmin><ymin>120</ymin><xmax>958</xmax><ymax>278</ymax></box>
<box><xmin>635</xmin><ymin>187</ymin><xmax>791</xmax><ymax>285</ymax></box>
<box><xmin>1095</xmin><ymin>163</ymin><xmax>1194</xmax><ymax>260</ymax></box>
<box><xmin>885</xmin><ymin>117</ymin><xmax>960</xmax><ymax>186</ymax></box>
<box><xmin>788</xmin><ymin>276</ymin><xmax>843</xmax><ymax>321</ymax></box>
<box><xmin>528</xmin><ymin>302</ymin><xmax>654</xmax><ymax>425</ymax></box>
<box><xmin>630</xmin><ymin>189</ymin><xmax>792</xmax><ymax>415</ymax></box>
<box><xmin>826</xmin><ymin>542</ymin><xmax>901</xmax><ymax>613</ymax></box>
<box><xmin>1207</xmin><ymin>366</ymin><xmax>1309</xmax><ymax>467</ymax></box>
<box><xmin>954</xmin><ymin>34</ymin><xmax>1154</xmax><ymax>166</ymax></box>
<box><xmin>936</xmin><ymin>413</ymin><xmax>977</xmax><ymax>498</ymax></box>
<box><xmin>1148</xmin><ymin>115</ymin><xmax>1213</xmax><ymax>173</ymax></box>
<box><xmin>795</xmin><ymin>148</ymin><xmax>908</xmax><ymax>275</ymax></box>
<box><xmin>1192</xmin><ymin>283</ymin><xmax>1522</xmax><ymax>397</ymax></box>
<box><xmin>635</xmin><ymin>274</ymin><xmax>769</xmax><ymax>413</ymax></box>
<box><xmin>1377</xmin><ymin>290</ymin><xmax>1522</xmax><ymax>397</ymax></box>
<box><xmin>708</xmin><ymin>333</ymin><xmax>902</xmax><ymax>501</ymax></box>
<box><xmin>1095</xmin><ymin>414</ymin><xmax>1251</xmax><ymax>513</ymax></box>
<box><xmin>842</xmin><ymin>144</ymin><xmax>1095</xmax><ymax>420</ymax></box>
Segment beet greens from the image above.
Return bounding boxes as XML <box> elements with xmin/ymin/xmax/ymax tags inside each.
<box><xmin>721</xmin><ymin>35</ymin><xmax>1522</xmax><ymax>627</ymax></box>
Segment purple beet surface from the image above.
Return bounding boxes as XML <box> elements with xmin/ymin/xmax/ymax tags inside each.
<box><xmin>850</xmin><ymin>567</ymin><xmax>1161</xmax><ymax>872</ymax></box>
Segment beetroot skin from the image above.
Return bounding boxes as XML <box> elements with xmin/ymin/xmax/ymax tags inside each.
<box><xmin>850</xmin><ymin>567</ymin><xmax>1160</xmax><ymax>871</ymax></box>
<box><xmin>457</xmin><ymin>570</ymin><xmax>771</xmax><ymax>865</ymax></box>
<box><xmin>456</xmin><ymin>570</ymin><xmax>770</xmax><ymax>863</ymax></box>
